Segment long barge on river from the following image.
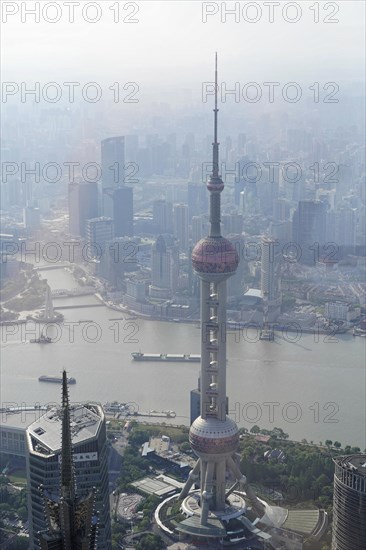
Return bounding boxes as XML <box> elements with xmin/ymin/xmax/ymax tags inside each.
<box><xmin>132</xmin><ymin>352</ymin><xmax>200</xmax><ymax>363</ymax></box>
<box><xmin>39</xmin><ymin>375</ymin><xmax>76</xmax><ymax>384</ymax></box>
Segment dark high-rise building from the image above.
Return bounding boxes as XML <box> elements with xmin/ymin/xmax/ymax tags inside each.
<box><xmin>36</xmin><ymin>372</ymin><xmax>98</xmax><ymax>549</ymax></box>
<box><xmin>68</xmin><ymin>181</ymin><xmax>98</xmax><ymax>237</ymax></box>
<box><xmin>26</xmin><ymin>373</ymin><xmax>111</xmax><ymax>549</ymax></box>
<box><xmin>332</xmin><ymin>454</ymin><xmax>366</xmax><ymax>550</ymax></box>
<box><xmin>292</xmin><ymin>199</ymin><xmax>327</xmax><ymax>265</ymax></box>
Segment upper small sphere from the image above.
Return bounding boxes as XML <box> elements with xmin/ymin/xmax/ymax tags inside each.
<box><xmin>207</xmin><ymin>176</ymin><xmax>224</xmax><ymax>193</ymax></box>
<box><xmin>192</xmin><ymin>236</ymin><xmax>239</xmax><ymax>279</ymax></box>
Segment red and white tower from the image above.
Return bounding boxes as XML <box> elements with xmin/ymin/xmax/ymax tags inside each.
<box><xmin>178</xmin><ymin>55</ymin><xmax>264</xmax><ymax>540</ymax></box>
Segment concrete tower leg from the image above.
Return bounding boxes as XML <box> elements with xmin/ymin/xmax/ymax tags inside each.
<box><xmin>227</xmin><ymin>455</ymin><xmax>265</xmax><ymax>516</ymax></box>
<box><xmin>216</xmin><ymin>458</ymin><xmax>226</xmax><ymax>510</ymax></box>
<box><xmin>180</xmin><ymin>460</ymin><xmax>200</xmax><ymax>499</ymax></box>
<box><xmin>201</xmin><ymin>461</ymin><xmax>214</xmax><ymax>525</ymax></box>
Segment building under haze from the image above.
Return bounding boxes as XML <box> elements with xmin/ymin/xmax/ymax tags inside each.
<box><xmin>86</xmin><ymin>217</ymin><xmax>114</xmax><ymax>252</ymax></box>
<box><xmin>111</xmin><ymin>186</ymin><xmax>134</xmax><ymax>237</ymax></box>
<box><xmin>26</xmin><ymin>377</ymin><xmax>111</xmax><ymax>550</ymax></box>
<box><xmin>261</xmin><ymin>236</ymin><xmax>282</xmax><ymax>321</ymax></box>
<box><xmin>68</xmin><ymin>181</ymin><xmax>98</xmax><ymax>238</ymax></box>
<box><xmin>100</xmin><ymin>136</ymin><xmax>133</xmax><ymax>238</ymax></box>
<box><xmin>149</xmin><ymin>234</ymin><xmax>178</xmax><ymax>299</ymax></box>
<box><xmin>85</xmin><ymin>217</ymin><xmax>114</xmax><ymax>276</ymax></box>
<box><xmin>101</xmin><ymin>136</ymin><xmax>125</xmax><ymax>218</ymax></box>
<box><xmin>332</xmin><ymin>454</ymin><xmax>366</xmax><ymax>550</ymax></box>
<box><xmin>153</xmin><ymin>199</ymin><xmax>173</xmax><ymax>234</ymax></box>
<box><xmin>173</xmin><ymin>203</ymin><xmax>189</xmax><ymax>251</ymax></box>
<box><xmin>292</xmin><ymin>199</ymin><xmax>327</xmax><ymax>265</ymax></box>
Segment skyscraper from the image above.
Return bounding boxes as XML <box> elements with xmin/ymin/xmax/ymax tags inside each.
<box><xmin>85</xmin><ymin>217</ymin><xmax>114</xmax><ymax>276</ymax></box>
<box><xmin>101</xmin><ymin>136</ymin><xmax>125</xmax><ymax>217</ymax></box>
<box><xmin>86</xmin><ymin>217</ymin><xmax>114</xmax><ymax>252</ymax></box>
<box><xmin>261</xmin><ymin>236</ymin><xmax>282</xmax><ymax>321</ymax></box>
<box><xmin>188</xmin><ymin>182</ymin><xmax>207</xmax><ymax>218</ymax></box>
<box><xmin>111</xmin><ymin>186</ymin><xmax>133</xmax><ymax>237</ymax></box>
<box><xmin>292</xmin><ymin>199</ymin><xmax>327</xmax><ymax>265</ymax></box>
<box><xmin>149</xmin><ymin>234</ymin><xmax>178</xmax><ymax>299</ymax></box>
<box><xmin>178</xmin><ymin>55</ymin><xmax>265</xmax><ymax>541</ymax></box>
<box><xmin>173</xmin><ymin>203</ymin><xmax>189</xmax><ymax>251</ymax></box>
<box><xmin>153</xmin><ymin>199</ymin><xmax>173</xmax><ymax>234</ymax></box>
<box><xmin>101</xmin><ymin>136</ymin><xmax>134</xmax><ymax>234</ymax></box>
<box><xmin>26</xmin><ymin>374</ymin><xmax>111</xmax><ymax>549</ymax></box>
<box><xmin>332</xmin><ymin>454</ymin><xmax>366</xmax><ymax>550</ymax></box>
<box><xmin>68</xmin><ymin>181</ymin><xmax>98</xmax><ymax>238</ymax></box>
<box><xmin>37</xmin><ymin>372</ymin><xmax>98</xmax><ymax>550</ymax></box>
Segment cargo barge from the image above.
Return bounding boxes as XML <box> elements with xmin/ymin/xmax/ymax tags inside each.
<box><xmin>39</xmin><ymin>375</ymin><xmax>76</xmax><ymax>384</ymax></box>
<box><xmin>131</xmin><ymin>352</ymin><xmax>200</xmax><ymax>362</ymax></box>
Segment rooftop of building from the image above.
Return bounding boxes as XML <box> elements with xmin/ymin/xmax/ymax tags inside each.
<box><xmin>334</xmin><ymin>454</ymin><xmax>366</xmax><ymax>476</ymax></box>
<box><xmin>244</xmin><ymin>288</ymin><xmax>262</xmax><ymax>298</ymax></box>
<box><xmin>26</xmin><ymin>403</ymin><xmax>104</xmax><ymax>456</ymax></box>
<box><xmin>0</xmin><ymin>407</ymin><xmax>47</xmax><ymax>432</ymax></box>
<box><xmin>131</xmin><ymin>475</ymin><xmax>183</xmax><ymax>498</ymax></box>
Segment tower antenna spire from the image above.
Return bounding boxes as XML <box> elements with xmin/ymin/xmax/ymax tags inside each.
<box><xmin>213</xmin><ymin>51</ymin><xmax>219</xmax><ymax>178</ymax></box>
<box><xmin>207</xmin><ymin>52</ymin><xmax>224</xmax><ymax>237</ymax></box>
<box><xmin>61</xmin><ymin>370</ymin><xmax>75</xmax><ymax>501</ymax></box>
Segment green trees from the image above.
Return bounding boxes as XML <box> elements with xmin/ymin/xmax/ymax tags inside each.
<box><xmin>250</xmin><ymin>425</ymin><xmax>260</xmax><ymax>434</ymax></box>
<box><xmin>239</xmin><ymin>432</ymin><xmax>345</xmax><ymax>509</ymax></box>
<box><xmin>116</xmin><ymin>446</ymin><xmax>150</xmax><ymax>492</ymax></box>
<box><xmin>136</xmin><ymin>533</ymin><xmax>164</xmax><ymax>550</ymax></box>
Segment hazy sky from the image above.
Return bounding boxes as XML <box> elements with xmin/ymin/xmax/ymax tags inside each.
<box><xmin>2</xmin><ymin>0</ymin><xmax>365</xmax><ymax>92</ymax></box>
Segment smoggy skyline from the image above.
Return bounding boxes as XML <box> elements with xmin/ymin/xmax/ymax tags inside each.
<box><xmin>2</xmin><ymin>1</ymin><xmax>365</xmax><ymax>90</ymax></box>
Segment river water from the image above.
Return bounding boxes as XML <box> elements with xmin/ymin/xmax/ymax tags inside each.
<box><xmin>1</xmin><ymin>268</ymin><xmax>365</xmax><ymax>448</ymax></box>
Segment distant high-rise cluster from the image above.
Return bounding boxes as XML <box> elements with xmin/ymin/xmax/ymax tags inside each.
<box><xmin>68</xmin><ymin>136</ymin><xmax>133</xmax><ymax>241</ymax></box>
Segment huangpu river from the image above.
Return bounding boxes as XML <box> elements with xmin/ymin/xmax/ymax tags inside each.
<box><xmin>1</xmin><ymin>268</ymin><xmax>365</xmax><ymax>448</ymax></box>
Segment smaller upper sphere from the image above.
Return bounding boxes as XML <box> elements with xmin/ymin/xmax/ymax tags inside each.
<box><xmin>207</xmin><ymin>175</ymin><xmax>224</xmax><ymax>193</ymax></box>
<box><xmin>192</xmin><ymin>236</ymin><xmax>239</xmax><ymax>278</ymax></box>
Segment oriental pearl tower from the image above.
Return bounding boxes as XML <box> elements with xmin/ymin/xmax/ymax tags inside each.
<box><xmin>177</xmin><ymin>55</ymin><xmax>265</xmax><ymax>542</ymax></box>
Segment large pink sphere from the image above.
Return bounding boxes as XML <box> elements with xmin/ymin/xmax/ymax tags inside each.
<box><xmin>192</xmin><ymin>236</ymin><xmax>239</xmax><ymax>277</ymax></box>
<box><xmin>189</xmin><ymin>416</ymin><xmax>239</xmax><ymax>457</ymax></box>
